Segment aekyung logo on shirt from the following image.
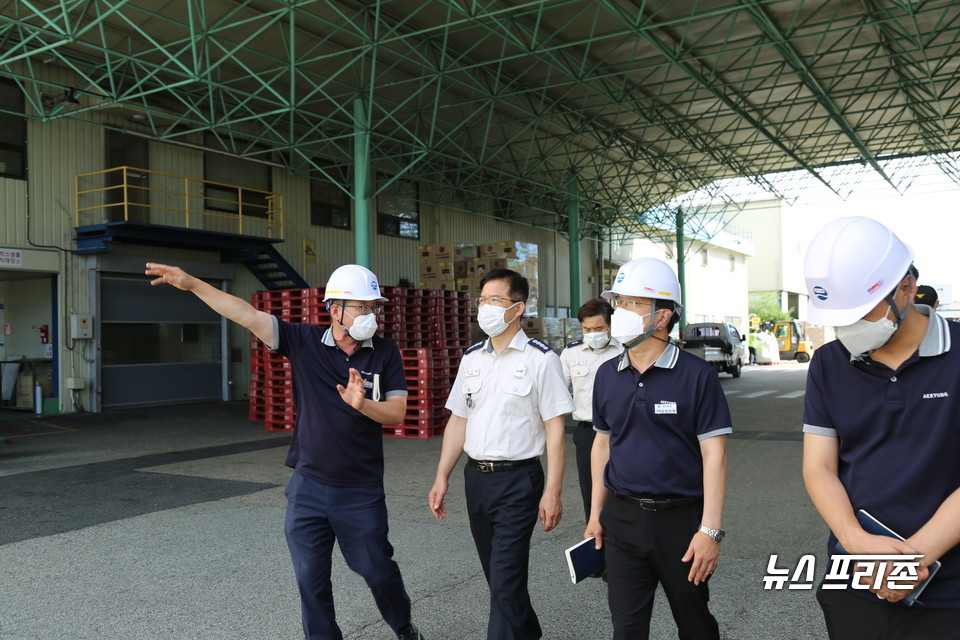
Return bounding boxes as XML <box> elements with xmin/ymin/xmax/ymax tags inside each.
<box><xmin>922</xmin><ymin>391</ymin><xmax>949</xmax><ymax>399</ymax></box>
<box><xmin>654</xmin><ymin>400</ymin><xmax>677</xmax><ymax>414</ymax></box>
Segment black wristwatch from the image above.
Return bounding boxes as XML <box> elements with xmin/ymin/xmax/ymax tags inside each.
<box><xmin>698</xmin><ymin>524</ymin><xmax>725</xmax><ymax>543</ymax></box>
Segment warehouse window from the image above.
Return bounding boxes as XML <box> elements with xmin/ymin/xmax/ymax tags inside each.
<box><xmin>204</xmin><ymin>133</ymin><xmax>272</xmax><ymax>217</ymax></box>
<box><xmin>0</xmin><ymin>80</ymin><xmax>27</xmax><ymax>180</ymax></box>
<box><xmin>377</xmin><ymin>174</ymin><xmax>419</xmax><ymax>239</ymax></box>
<box><xmin>310</xmin><ymin>173</ymin><xmax>351</xmax><ymax>229</ymax></box>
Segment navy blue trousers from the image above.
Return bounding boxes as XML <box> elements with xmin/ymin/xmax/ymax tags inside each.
<box><xmin>284</xmin><ymin>470</ymin><xmax>412</xmax><ymax>640</ymax></box>
<box><xmin>464</xmin><ymin>461</ymin><xmax>544</xmax><ymax>640</ymax></box>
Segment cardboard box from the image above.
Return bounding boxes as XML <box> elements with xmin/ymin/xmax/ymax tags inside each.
<box><xmin>419</xmin><ymin>243</ymin><xmax>453</xmax><ymax>260</ymax></box>
<box><xmin>453</xmin><ymin>279</ymin><xmax>473</xmax><ymax>294</ymax></box>
<box><xmin>419</xmin><ymin>271</ymin><xmax>456</xmax><ymax>290</ymax></box>
<box><xmin>454</xmin><ymin>244</ymin><xmax>479</xmax><ymax>260</ymax></box>
<box><xmin>469</xmin><ymin>257</ymin><xmax>508</xmax><ymax>276</ymax></box>
<box><xmin>466</xmin><ymin>275</ymin><xmax>485</xmax><ymax>294</ymax></box>
<box><xmin>419</xmin><ymin>259</ymin><xmax>455</xmax><ymax>278</ymax></box>
<box><xmin>453</xmin><ymin>260</ymin><xmax>469</xmax><ymax>278</ymax></box>
<box><xmin>478</xmin><ymin>241</ymin><xmax>519</xmax><ymax>259</ymax></box>
<box><xmin>16</xmin><ymin>374</ymin><xmax>34</xmax><ymax>409</ymax></box>
<box><xmin>520</xmin><ymin>317</ymin><xmax>545</xmax><ymax>337</ymax></box>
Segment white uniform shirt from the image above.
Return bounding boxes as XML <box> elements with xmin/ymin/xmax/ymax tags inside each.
<box><xmin>559</xmin><ymin>337</ymin><xmax>624</xmax><ymax>422</ymax></box>
<box><xmin>447</xmin><ymin>329</ymin><xmax>575</xmax><ymax>461</ymax></box>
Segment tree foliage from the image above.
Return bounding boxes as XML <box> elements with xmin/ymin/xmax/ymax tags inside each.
<box><xmin>749</xmin><ymin>291</ymin><xmax>795</xmax><ymax>323</ymax></box>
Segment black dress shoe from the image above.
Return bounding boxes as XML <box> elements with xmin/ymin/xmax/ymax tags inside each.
<box><xmin>398</xmin><ymin>623</ymin><xmax>425</xmax><ymax>640</ymax></box>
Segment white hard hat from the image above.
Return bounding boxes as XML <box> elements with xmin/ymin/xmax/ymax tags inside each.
<box><xmin>804</xmin><ymin>216</ymin><xmax>914</xmax><ymax>327</ymax></box>
<box><xmin>601</xmin><ymin>257</ymin><xmax>681</xmax><ymax>302</ymax></box>
<box><xmin>322</xmin><ymin>264</ymin><xmax>388</xmax><ymax>302</ymax></box>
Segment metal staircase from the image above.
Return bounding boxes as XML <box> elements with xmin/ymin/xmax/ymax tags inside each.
<box><xmin>75</xmin><ymin>222</ymin><xmax>308</xmax><ymax>290</ymax></box>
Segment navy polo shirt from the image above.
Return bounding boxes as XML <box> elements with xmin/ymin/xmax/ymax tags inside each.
<box><xmin>803</xmin><ymin>307</ymin><xmax>960</xmax><ymax>607</ymax></box>
<box><xmin>271</xmin><ymin>317</ymin><xmax>407</xmax><ymax>487</ymax></box>
<box><xmin>593</xmin><ymin>343</ymin><xmax>733</xmax><ymax>498</ymax></box>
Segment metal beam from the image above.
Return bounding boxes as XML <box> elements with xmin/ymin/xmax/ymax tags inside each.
<box><xmin>354</xmin><ymin>97</ymin><xmax>371</xmax><ymax>268</ymax></box>
<box><xmin>567</xmin><ymin>173</ymin><xmax>581</xmax><ymax>309</ymax></box>
<box><xmin>738</xmin><ymin>0</ymin><xmax>898</xmax><ymax>190</ymax></box>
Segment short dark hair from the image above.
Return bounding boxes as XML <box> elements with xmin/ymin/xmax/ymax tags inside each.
<box><xmin>577</xmin><ymin>298</ymin><xmax>613</xmax><ymax>325</ymax></box>
<box><xmin>654</xmin><ymin>299</ymin><xmax>681</xmax><ymax>331</ymax></box>
<box><xmin>479</xmin><ymin>268</ymin><xmax>529</xmax><ymax>303</ymax></box>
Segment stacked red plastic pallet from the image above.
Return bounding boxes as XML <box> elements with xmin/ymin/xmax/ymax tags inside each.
<box><xmin>381</xmin><ymin>347</ymin><xmax>464</xmax><ymax>439</ymax></box>
<box><xmin>248</xmin><ymin>285</ymin><xmax>473</xmax><ymax>437</ymax></box>
<box><xmin>248</xmin><ymin>287</ymin><xmax>329</xmax><ymax>431</ymax></box>
<box><xmin>378</xmin><ymin>287</ymin><xmax>473</xmax><ymax>348</ymax></box>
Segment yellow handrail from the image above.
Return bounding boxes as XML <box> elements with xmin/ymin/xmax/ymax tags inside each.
<box><xmin>76</xmin><ymin>166</ymin><xmax>332</xmax><ymax>285</ymax></box>
<box><xmin>75</xmin><ymin>166</ymin><xmax>280</xmax><ymax>238</ymax></box>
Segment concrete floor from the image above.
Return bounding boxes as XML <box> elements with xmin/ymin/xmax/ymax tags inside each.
<box><xmin>0</xmin><ymin>398</ymin><xmax>828</xmax><ymax>639</ymax></box>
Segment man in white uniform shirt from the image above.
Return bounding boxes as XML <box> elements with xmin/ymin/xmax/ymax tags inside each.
<box><xmin>429</xmin><ymin>268</ymin><xmax>574</xmax><ymax>640</ymax></box>
<box><xmin>560</xmin><ymin>298</ymin><xmax>623</xmax><ymax>522</ymax></box>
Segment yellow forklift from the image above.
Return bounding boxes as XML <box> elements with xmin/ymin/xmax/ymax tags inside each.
<box><xmin>773</xmin><ymin>320</ymin><xmax>815</xmax><ymax>363</ymax></box>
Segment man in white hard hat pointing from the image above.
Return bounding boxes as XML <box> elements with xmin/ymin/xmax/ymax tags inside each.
<box><xmin>584</xmin><ymin>257</ymin><xmax>731</xmax><ymax>640</ymax></box>
<box><xmin>145</xmin><ymin>263</ymin><xmax>425</xmax><ymax>640</ymax></box>
<box><xmin>802</xmin><ymin>216</ymin><xmax>960</xmax><ymax>638</ymax></box>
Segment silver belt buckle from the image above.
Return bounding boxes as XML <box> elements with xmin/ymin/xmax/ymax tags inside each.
<box><xmin>639</xmin><ymin>498</ymin><xmax>657</xmax><ymax>510</ymax></box>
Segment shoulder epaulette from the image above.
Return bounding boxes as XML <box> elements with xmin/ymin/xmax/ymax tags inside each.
<box><xmin>528</xmin><ymin>338</ymin><xmax>552</xmax><ymax>353</ymax></box>
<box><xmin>566</xmin><ymin>339</ymin><xmax>583</xmax><ymax>348</ymax></box>
<box><xmin>464</xmin><ymin>341</ymin><xmax>485</xmax><ymax>355</ymax></box>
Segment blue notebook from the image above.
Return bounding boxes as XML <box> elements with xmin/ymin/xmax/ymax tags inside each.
<box><xmin>833</xmin><ymin>509</ymin><xmax>941</xmax><ymax>607</ymax></box>
<box><xmin>565</xmin><ymin>537</ymin><xmax>605</xmax><ymax>584</ymax></box>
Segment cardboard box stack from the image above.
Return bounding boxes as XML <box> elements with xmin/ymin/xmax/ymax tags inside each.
<box><xmin>249</xmin><ymin>284</ymin><xmax>472</xmax><ymax>437</ymax></box>
<box><xmin>422</xmin><ymin>242</ymin><xmax>538</xmax><ymax>313</ymax></box>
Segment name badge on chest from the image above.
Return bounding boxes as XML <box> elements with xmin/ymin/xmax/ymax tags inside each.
<box><xmin>654</xmin><ymin>401</ymin><xmax>677</xmax><ymax>415</ymax></box>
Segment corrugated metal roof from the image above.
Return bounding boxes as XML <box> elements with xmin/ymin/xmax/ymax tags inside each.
<box><xmin>2</xmin><ymin>0</ymin><xmax>958</xmax><ymax>240</ymax></box>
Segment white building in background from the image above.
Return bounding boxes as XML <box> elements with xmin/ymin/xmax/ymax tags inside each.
<box><xmin>628</xmin><ymin>221</ymin><xmax>754</xmax><ymax>336</ymax></box>
<box><xmin>724</xmin><ymin>199</ymin><xmax>810</xmax><ymax>321</ymax></box>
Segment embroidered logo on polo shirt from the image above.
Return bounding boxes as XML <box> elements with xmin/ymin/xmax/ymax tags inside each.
<box><xmin>922</xmin><ymin>392</ymin><xmax>949</xmax><ymax>399</ymax></box>
<box><xmin>654</xmin><ymin>401</ymin><xmax>677</xmax><ymax>414</ymax></box>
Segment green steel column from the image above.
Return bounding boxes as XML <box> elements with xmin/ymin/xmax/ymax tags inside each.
<box><xmin>675</xmin><ymin>208</ymin><xmax>687</xmax><ymax>334</ymax></box>
<box><xmin>567</xmin><ymin>174</ymin><xmax>581</xmax><ymax>311</ymax></box>
<box><xmin>353</xmin><ymin>98</ymin><xmax>371</xmax><ymax>267</ymax></box>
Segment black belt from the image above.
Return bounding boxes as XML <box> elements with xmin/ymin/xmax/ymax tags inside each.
<box><xmin>613</xmin><ymin>493</ymin><xmax>701</xmax><ymax>511</ymax></box>
<box><xmin>468</xmin><ymin>457</ymin><xmax>538</xmax><ymax>473</ymax></box>
<box><xmin>577</xmin><ymin>421</ymin><xmax>593</xmax><ymax>428</ymax></box>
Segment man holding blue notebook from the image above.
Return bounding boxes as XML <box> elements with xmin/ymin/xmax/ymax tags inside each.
<box><xmin>584</xmin><ymin>257</ymin><xmax>731</xmax><ymax>640</ymax></box>
<box><xmin>802</xmin><ymin>217</ymin><xmax>960</xmax><ymax>638</ymax></box>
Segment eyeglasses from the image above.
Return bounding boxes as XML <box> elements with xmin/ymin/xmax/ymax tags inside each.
<box><xmin>610</xmin><ymin>298</ymin><xmax>647</xmax><ymax>310</ymax></box>
<box><xmin>474</xmin><ymin>296</ymin><xmax>521</xmax><ymax>308</ymax></box>
<box><xmin>343</xmin><ymin>304</ymin><xmax>383</xmax><ymax>315</ymax></box>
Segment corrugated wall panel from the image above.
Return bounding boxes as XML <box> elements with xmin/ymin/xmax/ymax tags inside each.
<box><xmin>0</xmin><ymin>178</ymin><xmax>27</xmax><ymax>244</ymax></box>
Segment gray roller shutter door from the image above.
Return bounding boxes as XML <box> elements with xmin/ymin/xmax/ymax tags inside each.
<box><xmin>99</xmin><ymin>274</ymin><xmax>224</xmax><ymax>408</ymax></box>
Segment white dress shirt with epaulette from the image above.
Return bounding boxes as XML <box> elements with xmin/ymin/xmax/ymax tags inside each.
<box><xmin>447</xmin><ymin>329</ymin><xmax>575</xmax><ymax>461</ymax></box>
<box><xmin>559</xmin><ymin>337</ymin><xmax>624</xmax><ymax>422</ymax></box>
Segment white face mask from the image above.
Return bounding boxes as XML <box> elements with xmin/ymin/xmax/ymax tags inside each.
<box><xmin>835</xmin><ymin>315</ymin><xmax>897</xmax><ymax>358</ymax></box>
<box><xmin>477</xmin><ymin>302</ymin><xmax>520</xmax><ymax>337</ymax></box>
<box><xmin>610</xmin><ymin>307</ymin><xmax>653</xmax><ymax>346</ymax></box>
<box><xmin>582</xmin><ymin>331</ymin><xmax>610</xmax><ymax>350</ymax></box>
<box><xmin>343</xmin><ymin>309</ymin><xmax>379</xmax><ymax>342</ymax></box>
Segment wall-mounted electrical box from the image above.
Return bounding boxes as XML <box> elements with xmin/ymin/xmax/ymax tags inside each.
<box><xmin>70</xmin><ymin>314</ymin><xmax>94</xmax><ymax>340</ymax></box>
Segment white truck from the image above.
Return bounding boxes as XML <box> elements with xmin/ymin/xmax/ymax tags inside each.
<box><xmin>681</xmin><ymin>322</ymin><xmax>746</xmax><ymax>378</ymax></box>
